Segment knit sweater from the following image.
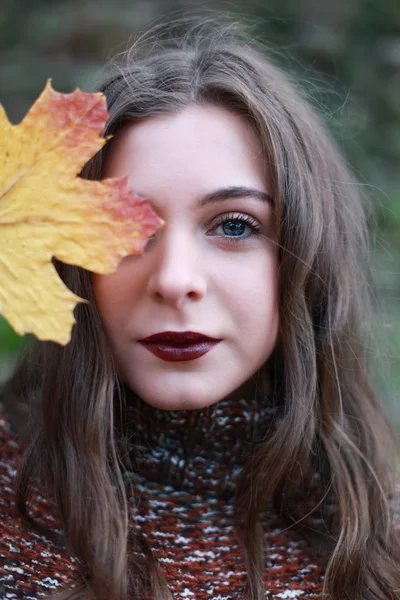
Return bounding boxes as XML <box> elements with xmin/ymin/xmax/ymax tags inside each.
<box><xmin>0</xmin><ymin>395</ymin><xmax>327</xmax><ymax>599</ymax></box>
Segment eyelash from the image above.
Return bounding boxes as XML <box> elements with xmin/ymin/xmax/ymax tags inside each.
<box><xmin>209</xmin><ymin>212</ymin><xmax>262</xmax><ymax>242</ymax></box>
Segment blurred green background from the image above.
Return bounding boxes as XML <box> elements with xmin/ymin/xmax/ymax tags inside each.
<box><xmin>0</xmin><ymin>0</ymin><xmax>399</xmax><ymax>423</ymax></box>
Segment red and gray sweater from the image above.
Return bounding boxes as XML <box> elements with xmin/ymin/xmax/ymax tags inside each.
<box><xmin>0</xmin><ymin>396</ymin><xmax>328</xmax><ymax>599</ymax></box>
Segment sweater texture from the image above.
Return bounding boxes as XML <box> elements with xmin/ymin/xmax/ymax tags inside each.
<box><xmin>0</xmin><ymin>394</ymin><xmax>328</xmax><ymax>599</ymax></box>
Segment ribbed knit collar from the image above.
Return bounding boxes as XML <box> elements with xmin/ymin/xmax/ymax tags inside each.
<box><xmin>120</xmin><ymin>390</ymin><xmax>280</xmax><ymax>498</ymax></box>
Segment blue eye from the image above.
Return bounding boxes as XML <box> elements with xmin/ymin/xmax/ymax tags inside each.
<box><xmin>222</xmin><ymin>220</ymin><xmax>248</xmax><ymax>236</ymax></box>
<box><xmin>211</xmin><ymin>213</ymin><xmax>261</xmax><ymax>240</ymax></box>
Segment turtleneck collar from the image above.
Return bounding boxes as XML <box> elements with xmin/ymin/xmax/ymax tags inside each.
<box><xmin>120</xmin><ymin>390</ymin><xmax>280</xmax><ymax>498</ymax></box>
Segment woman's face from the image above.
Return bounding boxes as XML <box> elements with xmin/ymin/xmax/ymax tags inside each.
<box><xmin>92</xmin><ymin>105</ymin><xmax>279</xmax><ymax>410</ymax></box>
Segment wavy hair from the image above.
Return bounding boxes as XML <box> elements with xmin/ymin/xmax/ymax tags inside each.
<box><xmin>2</xmin><ymin>21</ymin><xmax>399</xmax><ymax>600</ymax></box>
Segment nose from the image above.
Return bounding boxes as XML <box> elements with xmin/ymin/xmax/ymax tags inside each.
<box><xmin>146</xmin><ymin>230</ymin><xmax>207</xmax><ymax>308</ymax></box>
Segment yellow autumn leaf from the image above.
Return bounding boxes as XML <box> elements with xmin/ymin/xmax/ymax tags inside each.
<box><xmin>0</xmin><ymin>80</ymin><xmax>162</xmax><ymax>345</ymax></box>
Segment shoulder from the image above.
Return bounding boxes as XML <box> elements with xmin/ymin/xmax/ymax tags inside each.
<box><xmin>0</xmin><ymin>407</ymin><xmax>82</xmax><ymax>598</ymax></box>
<box><xmin>0</xmin><ymin>405</ymin><xmax>23</xmax><ymax>485</ymax></box>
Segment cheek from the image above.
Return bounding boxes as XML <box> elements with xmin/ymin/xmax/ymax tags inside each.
<box><xmin>226</xmin><ymin>255</ymin><xmax>279</xmax><ymax>364</ymax></box>
<box><xmin>91</xmin><ymin>271</ymin><xmax>135</xmax><ymax>335</ymax></box>
<box><xmin>221</xmin><ymin>254</ymin><xmax>278</xmax><ymax>322</ymax></box>
<box><xmin>92</xmin><ymin>273</ymin><xmax>113</xmax><ymax>317</ymax></box>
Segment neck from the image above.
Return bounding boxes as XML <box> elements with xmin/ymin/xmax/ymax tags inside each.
<box><xmin>119</xmin><ymin>386</ymin><xmax>280</xmax><ymax>498</ymax></box>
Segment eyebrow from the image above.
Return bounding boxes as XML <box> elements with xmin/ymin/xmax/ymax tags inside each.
<box><xmin>198</xmin><ymin>186</ymin><xmax>273</xmax><ymax>207</ymax></box>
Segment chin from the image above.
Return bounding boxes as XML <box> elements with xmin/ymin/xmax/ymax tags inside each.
<box><xmin>131</xmin><ymin>385</ymin><xmax>226</xmax><ymax>411</ymax></box>
<box><xmin>141</xmin><ymin>394</ymin><xmax>221</xmax><ymax>411</ymax></box>
<box><xmin>121</xmin><ymin>371</ymin><xmax>259</xmax><ymax>411</ymax></box>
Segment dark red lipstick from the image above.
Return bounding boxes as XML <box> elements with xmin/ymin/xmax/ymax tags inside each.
<box><xmin>138</xmin><ymin>331</ymin><xmax>221</xmax><ymax>362</ymax></box>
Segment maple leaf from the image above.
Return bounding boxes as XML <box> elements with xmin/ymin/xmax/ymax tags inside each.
<box><xmin>0</xmin><ymin>80</ymin><xmax>162</xmax><ymax>345</ymax></box>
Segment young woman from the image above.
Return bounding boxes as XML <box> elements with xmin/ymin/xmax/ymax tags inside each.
<box><xmin>0</xmin><ymin>22</ymin><xmax>399</xmax><ymax>600</ymax></box>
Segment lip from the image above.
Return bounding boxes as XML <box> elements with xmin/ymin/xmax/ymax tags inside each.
<box><xmin>138</xmin><ymin>331</ymin><xmax>221</xmax><ymax>362</ymax></box>
<box><xmin>140</xmin><ymin>331</ymin><xmax>219</xmax><ymax>343</ymax></box>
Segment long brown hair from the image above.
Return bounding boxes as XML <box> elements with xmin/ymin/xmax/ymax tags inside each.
<box><xmin>2</xmin><ymin>20</ymin><xmax>399</xmax><ymax>600</ymax></box>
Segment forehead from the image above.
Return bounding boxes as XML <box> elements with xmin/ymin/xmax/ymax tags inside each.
<box><xmin>102</xmin><ymin>104</ymin><xmax>268</xmax><ymax>206</ymax></box>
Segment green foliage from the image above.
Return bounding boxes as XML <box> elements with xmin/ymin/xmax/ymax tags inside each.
<box><xmin>0</xmin><ymin>316</ymin><xmax>25</xmax><ymax>353</ymax></box>
<box><xmin>0</xmin><ymin>317</ymin><xmax>25</xmax><ymax>385</ymax></box>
